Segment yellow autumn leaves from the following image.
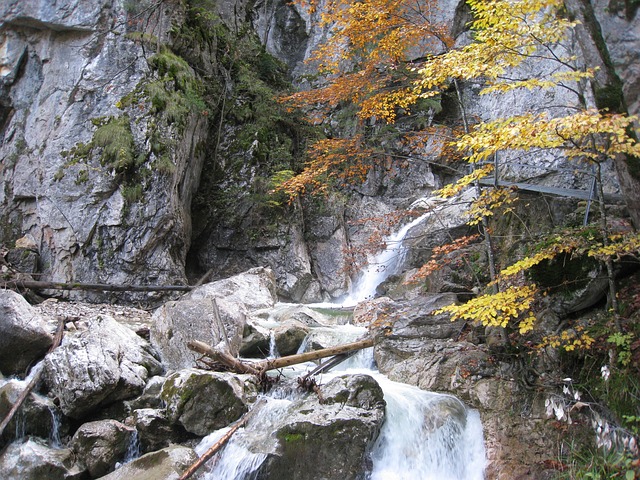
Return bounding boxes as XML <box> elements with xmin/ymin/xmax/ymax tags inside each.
<box><xmin>435</xmin><ymin>285</ymin><xmax>538</xmax><ymax>334</ymax></box>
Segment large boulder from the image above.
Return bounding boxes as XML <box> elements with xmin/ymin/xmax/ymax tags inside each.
<box><xmin>0</xmin><ymin>437</ymin><xmax>84</xmax><ymax>480</ymax></box>
<box><xmin>43</xmin><ymin>315</ymin><xmax>163</xmax><ymax>419</ymax></box>
<box><xmin>161</xmin><ymin>369</ymin><xmax>258</xmax><ymax>436</ymax></box>
<box><xmin>96</xmin><ymin>445</ymin><xmax>197</xmax><ymax>480</ymax></box>
<box><xmin>150</xmin><ymin>267</ymin><xmax>277</xmax><ymax>370</ymax></box>
<box><xmin>131</xmin><ymin>408</ymin><xmax>189</xmax><ymax>454</ymax></box>
<box><xmin>70</xmin><ymin>419</ymin><xmax>136</xmax><ymax>478</ymax></box>
<box><xmin>0</xmin><ymin>290</ymin><xmax>53</xmax><ymax>376</ymax></box>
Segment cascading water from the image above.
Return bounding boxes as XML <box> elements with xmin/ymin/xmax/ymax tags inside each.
<box><xmin>194</xmin><ymin>210</ymin><xmax>486</xmax><ymax>479</ymax></box>
<box><xmin>124</xmin><ymin>428</ymin><xmax>141</xmax><ymax>463</ymax></box>
<box><xmin>368</xmin><ymin>376</ymin><xmax>485</xmax><ymax>480</ymax></box>
<box><xmin>48</xmin><ymin>405</ymin><xmax>62</xmax><ymax>447</ymax></box>
<box><xmin>195</xmin><ymin>329</ymin><xmax>486</xmax><ymax>479</ymax></box>
<box><xmin>343</xmin><ymin>212</ymin><xmax>431</xmax><ymax>306</ymax></box>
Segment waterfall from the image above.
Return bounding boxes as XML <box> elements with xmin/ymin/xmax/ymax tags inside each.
<box><xmin>195</xmin><ymin>326</ymin><xmax>486</xmax><ymax>479</ymax></box>
<box><xmin>368</xmin><ymin>375</ymin><xmax>486</xmax><ymax>480</ymax></box>
<box><xmin>195</xmin><ymin>210</ymin><xmax>486</xmax><ymax>479</ymax></box>
<box><xmin>268</xmin><ymin>331</ymin><xmax>279</xmax><ymax>359</ymax></box>
<box><xmin>196</xmin><ymin>398</ymin><xmax>291</xmax><ymax>480</ymax></box>
<box><xmin>343</xmin><ymin>212</ymin><xmax>430</xmax><ymax>306</ymax></box>
<box><xmin>124</xmin><ymin>429</ymin><xmax>141</xmax><ymax>463</ymax></box>
<box><xmin>48</xmin><ymin>405</ymin><xmax>62</xmax><ymax>447</ymax></box>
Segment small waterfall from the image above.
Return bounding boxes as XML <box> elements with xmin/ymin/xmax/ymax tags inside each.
<box><xmin>344</xmin><ymin>213</ymin><xmax>430</xmax><ymax>305</ymax></box>
<box><xmin>268</xmin><ymin>332</ymin><xmax>279</xmax><ymax>359</ymax></box>
<box><xmin>124</xmin><ymin>428</ymin><xmax>141</xmax><ymax>463</ymax></box>
<box><xmin>196</xmin><ymin>398</ymin><xmax>292</xmax><ymax>480</ymax></box>
<box><xmin>368</xmin><ymin>375</ymin><xmax>486</xmax><ymax>480</ymax></box>
<box><xmin>48</xmin><ymin>405</ymin><xmax>62</xmax><ymax>447</ymax></box>
<box><xmin>14</xmin><ymin>410</ymin><xmax>26</xmax><ymax>440</ymax></box>
<box><xmin>201</xmin><ymin>210</ymin><xmax>486</xmax><ymax>479</ymax></box>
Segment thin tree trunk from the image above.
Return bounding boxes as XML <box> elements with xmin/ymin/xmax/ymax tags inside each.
<box><xmin>4</xmin><ymin>279</ymin><xmax>192</xmax><ymax>293</ymax></box>
<box><xmin>594</xmin><ymin>162</ymin><xmax>621</xmax><ymax>326</ymax></box>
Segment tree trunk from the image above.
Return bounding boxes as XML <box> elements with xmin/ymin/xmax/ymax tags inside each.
<box><xmin>3</xmin><ymin>279</ymin><xmax>193</xmax><ymax>293</ymax></box>
<box><xmin>188</xmin><ymin>337</ymin><xmax>375</xmax><ymax>374</ymax></box>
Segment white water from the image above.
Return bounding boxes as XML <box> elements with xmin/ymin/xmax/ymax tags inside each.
<box><xmin>194</xmin><ymin>210</ymin><xmax>486</xmax><ymax>479</ymax></box>
<box><xmin>195</xmin><ymin>330</ymin><xmax>486</xmax><ymax>479</ymax></box>
<box><xmin>368</xmin><ymin>375</ymin><xmax>485</xmax><ymax>480</ymax></box>
<box><xmin>342</xmin><ymin>212</ymin><xmax>430</xmax><ymax>306</ymax></box>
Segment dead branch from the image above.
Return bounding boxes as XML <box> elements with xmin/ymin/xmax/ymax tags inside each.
<box><xmin>0</xmin><ymin>280</ymin><xmax>194</xmax><ymax>292</ymax></box>
<box><xmin>188</xmin><ymin>338</ymin><xmax>375</xmax><ymax>375</ymax></box>
<box><xmin>3</xmin><ymin>279</ymin><xmax>193</xmax><ymax>293</ymax></box>
<box><xmin>177</xmin><ymin>398</ymin><xmax>266</xmax><ymax>480</ymax></box>
<box><xmin>0</xmin><ymin>317</ymin><xmax>65</xmax><ymax>437</ymax></box>
<box><xmin>255</xmin><ymin>337</ymin><xmax>375</xmax><ymax>372</ymax></box>
<box><xmin>188</xmin><ymin>341</ymin><xmax>261</xmax><ymax>375</ymax></box>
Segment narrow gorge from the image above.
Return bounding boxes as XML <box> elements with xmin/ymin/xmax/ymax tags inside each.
<box><xmin>1</xmin><ymin>0</ymin><xmax>639</xmax><ymax>479</ymax></box>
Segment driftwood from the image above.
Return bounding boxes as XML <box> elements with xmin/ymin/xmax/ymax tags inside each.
<box><xmin>189</xmin><ymin>337</ymin><xmax>375</xmax><ymax>375</ymax></box>
<box><xmin>3</xmin><ymin>279</ymin><xmax>193</xmax><ymax>293</ymax></box>
<box><xmin>188</xmin><ymin>341</ymin><xmax>261</xmax><ymax>375</ymax></box>
<box><xmin>177</xmin><ymin>399</ymin><xmax>266</xmax><ymax>480</ymax></box>
<box><xmin>0</xmin><ymin>317</ymin><xmax>65</xmax><ymax>437</ymax></box>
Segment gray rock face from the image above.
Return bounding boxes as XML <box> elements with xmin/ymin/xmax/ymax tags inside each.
<box><xmin>43</xmin><ymin>315</ymin><xmax>162</xmax><ymax>419</ymax></box>
<box><xmin>96</xmin><ymin>444</ymin><xmax>197</xmax><ymax>480</ymax></box>
<box><xmin>0</xmin><ymin>437</ymin><xmax>84</xmax><ymax>480</ymax></box>
<box><xmin>71</xmin><ymin>419</ymin><xmax>135</xmax><ymax>478</ymax></box>
<box><xmin>161</xmin><ymin>369</ymin><xmax>258</xmax><ymax>436</ymax></box>
<box><xmin>592</xmin><ymin>0</ymin><xmax>640</xmax><ymax>116</ymax></box>
<box><xmin>0</xmin><ymin>290</ymin><xmax>52</xmax><ymax>376</ymax></box>
<box><xmin>0</xmin><ymin>0</ymin><xmax>205</xmax><ymax>297</ymax></box>
<box><xmin>150</xmin><ymin>267</ymin><xmax>276</xmax><ymax>370</ymax></box>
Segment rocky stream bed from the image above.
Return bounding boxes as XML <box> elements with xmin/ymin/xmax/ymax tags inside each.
<box><xmin>0</xmin><ymin>266</ymin><xmax>587</xmax><ymax>480</ymax></box>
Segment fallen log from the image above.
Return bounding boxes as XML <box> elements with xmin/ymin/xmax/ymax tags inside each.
<box><xmin>189</xmin><ymin>337</ymin><xmax>375</xmax><ymax>374</ymax></box>
<box><xmin>256</xmin><ymin>337</ymin><xmax>374</xmax><ymax>372</ymax></box>
<box><xmin>3</xmin><ymin>279</ymin><xmax>193</xmax><ymax>293</ymax></box>
<box><xmin>0</xmin><ymin>317</ymin><xmax>65</xmax><ymax>437</ymax></box>
<box><xmin>177</xmin><ymin>398</ymin><xmax>266</xmax><ymax>480</ymax></box>
<box><xmin>188</xmin><ymin>341</ymin><xmax>261</xmax><ymax>375</ymax></box>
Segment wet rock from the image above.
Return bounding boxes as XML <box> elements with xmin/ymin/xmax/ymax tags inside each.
<box><xmin>0</xmin><ymin>437</ymin><xmax>84</xmax><ymax>480</ymax></box>
<box><xmin>321</xmin><ymin>374</ymin><xmax>386</xmax><ymax>410</ymax></box>
<box><xmin>0</xmin><ymin>290</ymin><xmax>53</xmax><ymax>376</ymax></box>
<box><xmin>43</xmin><ymin>315</ymin><xmax>163</xmax><ymax>419</ymax></box>
<box><xmin>150</xmin><ymin>267</ymin><xmax>276</xmax><ymax>370</ymax></box>
<box><xmin>71</xmin><ymin>419</ymin><xmax>135</xmax><ymax>478</ymax></box>
<box><xmin>125</xmin><ymin>376</ymin><xmax>166</xmax><ymax>411</ymax></box>
<box><xmin>132</xmin><ymin>408</ymin><xmax>189</xmax><ymax>454</ymax></box>
<box><xmin>257</xmin><ymin>375</ymin><xmax>385</xmax><ymax>480</ymax></box>
<box><xmin>0</xmin><ymin>381</ymin><xmax>65</xmax><ymax>447</ymax></box>
<box><xmin>272</xmin><ymin>321</ymin><xmax>309</xmax><ymax>356</ymax></box>
<box><xmin>239</xmin><ymin>322</ymin><xmax>271</xmax><ymax>357</ymax></box>
<box><xmin>96</xmin><ymin>444</ymin><xmax>197</xmax><ymax>480</ymax></box>
<box><xmin>161</xmin><ymin>369</ymin><xmax>258</xmax><ymax>436</ymax></box>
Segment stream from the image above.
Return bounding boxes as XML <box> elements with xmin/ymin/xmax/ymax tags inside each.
<box><xmin>195</xmin><ymin>215</ymin><xmax>487</xmax><ymax>479</ymax></box>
